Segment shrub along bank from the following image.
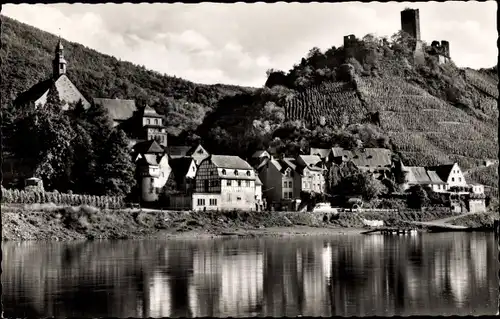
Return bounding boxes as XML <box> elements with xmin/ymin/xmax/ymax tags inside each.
<box><xmin>1</xmin><ymin>204</ymin><xmax>493</xmax><ymax>241</ymax></box>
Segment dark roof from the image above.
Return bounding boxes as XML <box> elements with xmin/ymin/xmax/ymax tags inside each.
<box><xmin>425</xmin><ymin>164</ymin><xmax>455</xmax><ymax>182</ymax></box>
<box><xmin>169</xmin><ymin>157</ymin><xmax>194</xmax><ymax>179</ymax></box>
<box><xmin>133</xmin><ymin>140</ymin><xmax>164</xmax><ymax>154</ymax></box>
<box><xmin>332</xmin><ymin>148</ymin><xmax>392</xmax><ymax>168</ymax></box>
<box><xmin>210</xmin><ymin>155</ymin><xmax>253</xmax><ymax>170</ymax></box>
<box><xmin>427</xmin><ymin>170</ymin><xmax>446</xmax><ymax>184</ymax></box>
<box><xmin>168</xmin><ymin>146</ymin><xmax>192</xmax><ymax>157</ymax></box>
<box><xmin>93</xmin><ymin>98</ymin><xmax>137</xmax><ymax>121</ymax></box>
<box><xmin>15</xmin><ymin>78</ymin><xmax>54</xmax><ymax>106</ymax></box>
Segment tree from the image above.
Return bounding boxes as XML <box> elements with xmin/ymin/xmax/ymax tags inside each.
<box><xmin>95</xmin><ymin>129</ymin><xmax>136</xmax><ymax>196</ymax></box>
<box><xmin>339</xmin><ymin>172</ymin><xmax>383</xmax><ymax>201</ymax></box>
<box><xmin>407</xmin><ymin>185</ymin><xmax>430</xmax><ymax>209</ymax></box>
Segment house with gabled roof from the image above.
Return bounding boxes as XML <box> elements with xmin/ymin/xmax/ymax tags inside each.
<box><xmin>192</xmin><ymin>155</ymin><xmax>257</xmax><ymax>211</ymax></box>
<box><xmin>133</xmin><ymin>140</ymin><xmax>170</xmax><ymax>202</ymax></box>
<box><xmin>168</xmin><ymin>144</ymin><xmax>210</xmax><ymax>166</ymax></box>
<box><xmin>93</xmin><ymin>98</ymin><xmax>168</xmax><ymax>147</ymax></box>
<box><xmin>257</xmin><ymin>154</ymin><xmax>326</xmax><ymax>210</ymax></box>
<box><xmin>426</xmin><ymin>163</ymin><xmax>467</xmax><ymax>190</ymax></box>
<box><xmin>310</xmin><ymin>147</ymin><xmax>393</xmax><ymax>179</ymax></box>
<box><xmin>403</xmin><ymin>166</ymin><xmax>447</xmax><ymax>192</ymax></box>
<box><xmin>15</xmin><ymin>39</ymin><xmax>91</xmax><ymax>111</ymax></box>
<box><xmin>167</xmin><ymin>156</ymin><xmax>197</xmax><ymax>194</ymax></box>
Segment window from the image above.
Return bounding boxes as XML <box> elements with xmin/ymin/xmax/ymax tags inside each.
<box><xmin>289</xmin><ymin>181</ymin><xmax>293</xmax><ymax>188</ymax></box>
<box><xmin>283</xmin><ymin>192</ymin><xmax>289</xmax><ymax>199</ymax></box>
<box><xmin>210</xmin><ymin>180</ymin><xmax>218</xmax><ymax>187</ymax></box>
<box><xmin>237</xmin><ymin>196</ymin><xmax>242</xmax><ymax>201</ymax></box>
<box><xmin>226</xmin><ymin>179</ymin><xmax>231</xmax><ymax>186</ymax></box>
<box><xmin>147</xmin><ymin>119</ymin><xmax>151</xmax><ymax>125</ymax></box>
<box><xmin>209</xmin><ymin>198</ymin><xmax>217</xmax><ymax>206</ymax></box>
<box><xmin>227</xmin><ymin>193</ymin><xmax>231</xmax><ymax>202</ymax></box>
<box><xmin>155</xmin><ymin>119</ymin><xmax>159</xmax><ymax>125</ymax></box>
<box><xmin>237</xmin><ymin>180</ymin><xmax>241</xmax><ymax>187</ymax></box>
<box><xmin>234</xmin><ymin>170</ymin><xmax>239</xmax><ymax>175</ymax></box>
<box><xmin>283</xmin><ymin>181</ymin><xmax>287</xmax><ymax>188</ymax></box>
<box><xmin>246</xmin><ymin>171</ymin><xmax>251</xmax><ymax>176</ymax></box>
<box><xmin>222</xmin><ymin>169</ymin><xmax>226</xmax><ymax>175</ymax></box>
<box><xmin>451</xmin><ymin>177</ymin><xmax>455</xmax><ymax>182</ymax></box>
<box><xmin>289</xmin><ymin>192</ymin><xmax>293</xmax><ymax>198</ymax></box>
<box><xmin>459</xmin><ymin>177</ymin><xmax>462</xmax><ymax>182</ymax></box>
<box><xmin>246</xmin><ymin>181</ymin><xmax>250</xmax><ymax>187</ymax></box>
<box><xmin>197</xmin><ymin>198</ymin><xmax>206</xmax><ymax>206</ymax></box>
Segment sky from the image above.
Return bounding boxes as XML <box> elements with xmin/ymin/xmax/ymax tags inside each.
<box><xmin>3</xmin><ymin>1</ymin><xmax>497</xmax><ymax>87</ymax></box>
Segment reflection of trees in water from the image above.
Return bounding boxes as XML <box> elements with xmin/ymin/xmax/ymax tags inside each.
<box><xmin>2</xmin><ymin>233</ymin><xmax>498</xmax><ymax>318</ymax></box>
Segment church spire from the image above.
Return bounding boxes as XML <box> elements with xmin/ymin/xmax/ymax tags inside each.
<box><xmin>52</xmin><ymin>37</ymin><xmax>67</xmax><ymax>79</ymax></box>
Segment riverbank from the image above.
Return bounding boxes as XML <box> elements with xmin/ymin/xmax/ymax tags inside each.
<box><xmin>1</xmin><ymin>204</ymin><xmax>495</xmax><ymax>241</ymax></box>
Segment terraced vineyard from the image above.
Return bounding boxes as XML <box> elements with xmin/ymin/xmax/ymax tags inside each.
<box><xmin>354</xmin><ymin>75</ymin><xmax>498</xmax><ymax>170</ymax></box>
<box><xmin>284</xmin><ymin>81</ymin><xmax>367</xmax><ymax>127</ymax></box>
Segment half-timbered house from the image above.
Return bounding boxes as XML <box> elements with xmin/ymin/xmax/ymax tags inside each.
<box><xmin>192</xmin><ymin>155</ymin><xmax>256</xmax><ymax>211</ymax></box>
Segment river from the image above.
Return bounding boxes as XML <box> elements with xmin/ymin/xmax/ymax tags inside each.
<box><xmin>2</xmin><ymin>232</ymin><xmax>497</xmax><ymax>317</ymax></box>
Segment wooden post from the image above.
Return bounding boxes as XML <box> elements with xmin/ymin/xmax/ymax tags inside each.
<box><xmin>494</xmin><ymin>219</ymin><xmax>499</xmax><ymax>239</ymax></box>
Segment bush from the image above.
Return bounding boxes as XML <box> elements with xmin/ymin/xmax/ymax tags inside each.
<box><xmin>1</xmin><ymin>187</ymin><xmax>125</xmax><ymax>208</ymax></box>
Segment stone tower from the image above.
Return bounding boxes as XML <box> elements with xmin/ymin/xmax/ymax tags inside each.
<box><xmin>52</xmin><ymin>38</ymin><xmax>67</xmax><ymax>79</ymax></box>
<box><xmin>400</xmin><ymin>8</ymin><xmax>421</xmax><ymax>40</ymax></box>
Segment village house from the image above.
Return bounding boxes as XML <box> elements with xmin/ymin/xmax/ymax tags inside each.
<box><xmin>92</xmin><ymin>99</ymin><xmax>168</xmax><ymax>147</ymax></box>
<box><xmin>403</xmin><ymin>166</ymin><xmax>447</xmax><ymax>192</ymax></box>
<box><xmin>310</xmin><ymin>147</ymin><xmax>393</xmax><ymax>178</ymax></box>
<box><xmin>167</xmin><ymin>144</ymin><xmax>210</xmax><ymax>166</ymax></box>
<box><xmin>403</xmin><ymin>162</ymin><xmax>486</xmax><ymax>213</ymax></box>
<box><xmin>166</xmin><ymin>156</ymin><xmax>197</xmax><ymax>194</ymax></box>
<box><xmin>192</xmin><ymin>155</ymin><xmax>257</xmax><ymax>211</ymax></box>
<box><xmin>257</xmin><ymin>154</ymin><xmax>325</xmax><ymax>210</ymax></box>
<box><xmin>132</xmin><ymin>140</ymin><xmax>171</xmax><ymax>202</ymax></box>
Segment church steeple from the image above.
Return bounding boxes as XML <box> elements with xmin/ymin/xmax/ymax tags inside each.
<box><xmin>52</xmin><ymin>38</ymin><xmax>67</xmax><ymax>79</ymax></box>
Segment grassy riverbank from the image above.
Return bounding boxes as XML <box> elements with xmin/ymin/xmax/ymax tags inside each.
<box><xmin>1</xmin><ymin>204</ymin><xmax>495</xmax><ymax>241</ymax></box>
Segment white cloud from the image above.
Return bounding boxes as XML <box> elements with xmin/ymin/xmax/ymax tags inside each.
<box><xmin>3</xmin><ymin>2</ymin><xmax>497</xmax><ymax>87</ymax></box>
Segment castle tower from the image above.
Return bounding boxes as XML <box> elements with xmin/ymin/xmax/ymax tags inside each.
<box><xmin>441</xmin><ymin>40</ymin><xmax>450</xmax><ymax>58</ymax></box>
<box><xmin>400</xmin><ymin>8</ymin><xmax>421</xmax><ymax>41</ymax></box>
<box><xmin>52</xmin><ymin>38</ymin><xmax>67</xmax><ymax>79</ymax></box>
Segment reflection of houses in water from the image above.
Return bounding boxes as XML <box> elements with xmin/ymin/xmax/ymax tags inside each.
<box><xmin>449</xmin><ymin>240</ymin><xmax>470</xmax><ymax>305</ymax></box>
<box><xmin>322</xmin><ymin>243</ymin><xmax>332</xmax><ymax>285</ymax></box>
<box><xmin>219</xmin><ymin>252</ymin><xmax>264</xmax><ymax>317</ymax></box>
<box><xmin>146</xmin><ymin>270</ymin><xmax>172</xmax><ymax>318</ymax></box>
<box><xmin>433</xmin><ymin>251</ymin><xmax>446</xmax><ymax>293</ymax></box>
<box><xmin>189</xmin><ymin>248</ymin><xmax>223</xmax><ymax>317</ymax></box>
<box><xmin>297</xmin><ymin>243</ymin><xmax>332</xmax><ymax>316</ymax></box>
<box><xmin>469</xmin><ymin>237</ymin><xmax>487</xmax><ymax>286</ymax></box>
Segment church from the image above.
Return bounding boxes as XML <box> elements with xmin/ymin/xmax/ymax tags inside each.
<box><xmin>14</xmin><ymin>38</ymin><xmax>91</xmax><ymax>110</ymax></box>
<box><xmin>6</xmin><ymin>38</ymin><xmax>204</xmax><ymax>205</ymax></box>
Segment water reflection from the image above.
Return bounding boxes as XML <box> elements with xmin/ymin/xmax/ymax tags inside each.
<box><xmin>2</xmin><ymin>232</ymin><xmax>497</xmax><ymax>317</ymax></box>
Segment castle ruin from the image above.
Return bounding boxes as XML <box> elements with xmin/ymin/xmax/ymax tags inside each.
<box><xmin>401</xmin><ymin>8</ymin><xmax>451</xmax><ymax>64</ymax></box>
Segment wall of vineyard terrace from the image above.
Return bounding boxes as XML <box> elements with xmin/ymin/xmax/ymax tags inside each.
<box><xmin>1</xmin><ymin>188</ymin><xmax>125</xmax><ymax>209</ymax></box>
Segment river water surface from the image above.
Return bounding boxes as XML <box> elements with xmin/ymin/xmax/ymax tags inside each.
<box><xmin>2</xmin><ymin>232</ymin><xmax>498</xmax><ymax>317</ymax></box>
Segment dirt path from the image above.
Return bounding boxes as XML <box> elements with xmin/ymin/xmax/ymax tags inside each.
<box><xmin>408</xmin><ymin>212</ymin><xmax>477</xmax><ymax>229</ymax></box>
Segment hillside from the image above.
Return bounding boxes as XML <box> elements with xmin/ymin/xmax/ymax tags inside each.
<box><xmin>0</xmin><ymin>15</ymin><xmax>254</xmax><ymax>140</ymax></box>
<box><xmin>198</xmin><ymin>33</ymin><xmax>498</xmax><ymax>191</ymax></box>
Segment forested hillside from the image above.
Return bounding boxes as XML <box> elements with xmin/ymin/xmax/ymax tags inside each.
<box><xmin>0</xmin><ymin>15</ymin><xmax>254</xmax><ymax>140</ymax></box>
